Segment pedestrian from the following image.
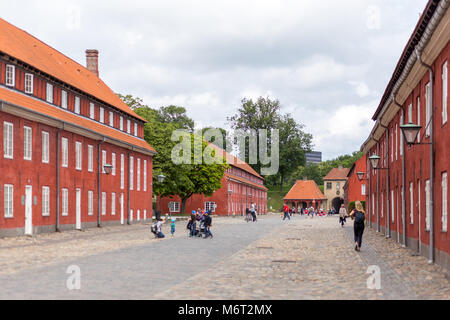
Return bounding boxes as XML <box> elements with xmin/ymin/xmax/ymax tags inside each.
<box><xmin>282</xmin><ymin>204</ymin><xmax>290</xmax><ymax>220</ymax></box>
<box><xmin>170</xmin><ymin>218</ymin><xmax>176</xmax><ymax>237</ymax></box>
<box><xmin>339</xmin><ymin>204</ymin><xmax>347</xmax><ymax>227</ymax></box>
<box><xmin>308</xmin><ymin>206</ymin><xmax>314</xmax><ymax>218</ymax></box>
<box><xmin>250</xmin><ymin>202</ymin><xmax>257</xmax><ymax>222</ymax></box>
<box><xmin>189</xmin><ymin>210</ymin><xmax>197</xmax><ymax>237</ymax></box>
<box><xmin>350</xmin><ymin>201</ymin><xmax>366</xmax><ymax>251</ymax></box>
<box><xmin>156</xmin><ymin>218</ymin><xmax>165</xmax><ymax>238</ymax></box>
<box><xmin>203</xmin><ymin>211</ymin><xmax>213</xmax><ymax>239</ymax></box>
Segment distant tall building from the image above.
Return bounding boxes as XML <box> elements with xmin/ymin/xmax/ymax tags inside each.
<box><xmin>305</xmin><ymin>151</ymin><xmax>322</xmax><ymax>164</ymax></box>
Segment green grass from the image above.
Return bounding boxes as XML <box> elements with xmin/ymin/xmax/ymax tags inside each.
<box><xmin>267</xmin><ymin>185</ymin><xmax>292</xmax><ymax>212</ymax></box>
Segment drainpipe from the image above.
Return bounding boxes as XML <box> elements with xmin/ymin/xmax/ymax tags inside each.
<box><xmin>375</xmin><ymin>139</ymin><xmax>380</xmax><ymax>233</ymax></box>
<box><xmin>97</xmin><ymin>138</ymin><xmax>105</xmax><ymax>228</ymax></box>
<box><xmin>55</xmin><ymin>125</ymin><xmax>63</xmax><ymax>232</ymax></box>
<box><xmin>393</xmin><ymin>95</ymin><xmax>407</xmax><ymax>247</ymax></box>
<box><xmin>416</xmin><ymin>48</ymin><xmax>435</xmax><ymax>264</ymax></box>
<box><xmin>127</xmin><ymin>149</ymin><xmax>133</xmax><ymax>225</ymax></box>
<box><xmin>379</xmin><ymin>122</ymin><xmax>391</xmax><ymax>238</ymax></box>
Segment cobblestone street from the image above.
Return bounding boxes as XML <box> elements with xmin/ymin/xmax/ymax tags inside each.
<box><xmin>0</xmin><ymin>215</ymin><xmax>448</xmax><ymax>300</ymax></box>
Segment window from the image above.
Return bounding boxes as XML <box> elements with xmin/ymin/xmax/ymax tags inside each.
<box><xmin>121</xmin><ymin>154</ymin><xmax>125</xmax><ymax>190</ymax></box>
<box><xmin>112</xmin><ymin>153</ymin><xmax>116</xmax><ymax>176</ymax></box>
<box><xmin>408</xmin><ymin>103</ymin><xmax>413</xmax><ymax>123</ymax></box>
<box><xmin>100</xmin><ymin>107</ymin><xmax>105</xmax><ymax>123</ymax></box>
<box><xmin>4</xmin><ymin>184</ymin><xmax>14</xmax><ymax>218</ymax></box>
<box><xmin>395</xmin><ymin>124</ymin><xmax>398</xmax><ymax>160</ymax></box>
<box><xmin>361</xmin><ymin>184</ymin><xmax>366</xmax><ymax>196</ymax></box>
<box><xmin>25</xmin><ymin>73</ymin><xmax>33</xmax><ymax>94</ymax></box>
<box><xmin>417</xmin><ymin>96</ymin><xmax>421</xmax><ymax>143</ymax></box>
<box><xmin>144</xmin><ymin>160</ymin><xmax>147</xmax><ymax>192</ymax></box>
<box><xmin>88</xmin><ymin>145</ymin><xmax>93</xmax><ymax>172</ymax></box>
<box><xmin>400</xmin><ymin>114</ymin><xmax>404</xmax><ymax>156</ymax></box>
<box><xmin>336</xmin><ymin>182</ymin><xmax>340</xmax><ymax>191</ymax></box>
<box><xmin>137</xmin><ymin>158</ymin><xmax>141</xmax><ymax>191</ymax></box>
<box><xmin>381</xmin><ymin>192</ymin><xmax>384</xmax><ymax>218</ymax></box>
<box><xmin>130</xmin><ymin>209</ymin><xmax>133</xmax><ymax>222</ymax></box>
<box><xmin>443</xmin><ymin>61</ymin><xmax>448</xmax><ymax>124</ymax></box>
<box><xmin>109</xmin><ymin>111</ymin><xmax>114</xmax><ymax>127</ymax></box>
<box><xmin>102</xmin><ymin>192</ymin><xmax>106</xmax><ymax>215</ymax></box>
<box><xmin>61</xmin><ymin>137</ymin><xmax>68</xmax><ymax>167</ymax></box>
<box><xmin>89</xmin><ymin>103</ymin><xmax>95</xmax><ymax>119</ymax></box>
<box><xmin>75</xmin><ymin>142</ymin><xmax>82</xmax><ymax>170</ymax></box>
<box><xmin>205</xmin><ymin>201</ymin><xmax>216</xmax><ymax>212</ymax></box>
<box><xmin>24</xmin><ymin>126</ymin><xmax>32</xmax><ymax>161</ymax></box>
<box><xmin>169</xmin><ymin>202</ymin><xmax>180</xmax><ymax>212</ymax></box>
<box><xmin>61</xmin><ymin>90</ymin><xmax>68</xmax><ymax>109</ymax></box>
<box><xmin>46</xmin><ymin>83</ymin><xmax>53</xmax><ymax>103</ymax></box>
<box><xmin>391</xmin><ymin>189</ymin><xmax>395</xmax><ymax>223</ymax></box>
<box><xmin>102</xmin><ymin>150</ymin><xmax>107</xmax><ymax>173</ymax></box>
<box><xmin>42</xmin><ymin>131</ymin><xmax>49</xmax><ymax>163</ymax></box>
<box><xmin>137</xmin><ymin>209</ymin><xmax>140</xmax><ymax>221</ymax></box>
<box><xmin>442</xmin><ymin>172</ymin><xmax>448</xmax><ymax>232</ymax></box>
<box><xmin>134</xmin><ymin>122</ymin><xmax>138</xmax><ymax>136</ymax></box>
<box><xmin>5</xmin><ymin>65</ymin><xmax>15</xmax><ymax>87</ymax></box>
<box><xmin>326</xmin><ymin>182</ymin><xmax>332</xmax><ymax>190</ymax></box>
<box><xmin>144</xmin><ymin>209</ymin><xmax>147</xmax><ymax>220</ymax></box>
<box><xmin>410</xmin><ymin>182</ymin><xmax>414</xmax><ymax>224</ymax></box>
<box><xmin>75</xmin><ymin>96</ymin><xmax>81</xmax><ymax>114</ymax></box>
<box><xmin>425</xmin><ymin>180</ymin><xmax>431</xmax><ymax>231</ymax></box>
<box><xmin>120</xmin><ymin>116</ymin><xmax>124</xmax><ymax>131</ymax></box>
<box><xmin>372</xmin><ymin>193</ymin><xmax>375</xmax><ymax>216</ymax></box>
<box><xmin>130</xmin><ymin>156</ymin><xmax>134</xmax><ymax>190</ymax></box>
<box><xmin>426</xmin><ymin>82</ymin><xmax>431</xmax><ymax>136</ymax></box>
<box><xmin>42</xmin><ymin>186</ymin><xmax>50</xmax><ymax>216</ymax></box>
<box><xmin>3</xmin><ymin>122</ymin><xmax>14</xmax><ymax>159</ymax></box>
<box><xmin>88</xmin><ymin>190</ymin><xmax>94</xmax><ymax>216</ymax></box>
<box><xmin>391</xmin><ymin>128</ymin><xmax>394</xmax><ymax>162</ymax></box>
<box><xmin>62</xmin><ymin>188</ymin><xmax>68</xmax><ymax>216</ymax></box>
<box><xmin>111</xmin><ymin>192</ymin><xmax>116</xmax><ymax>216</ymax></box>
<box><xmin>418</xmin><ymin>180</ymin><xmax>421</xmax><ymax>230</ymax></box>
<box><xmin>127</xmin><ymin>119</ymin><xmax>131</xmax><ymax>134</ymax></box>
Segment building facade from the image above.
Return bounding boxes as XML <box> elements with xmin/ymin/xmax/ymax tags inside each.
<box><xmin>283</xmin><ymin>179</ymin><xmax>327</xmax><ymax>211</ymax></box>
<box><xmin>323</xmin><ymin>167</ymin><xmax>350</xmax><ymax>212</ymax></box>
<box><xmin>343</xmin><ymin>155</ymin><xmax>367</xmax><ymax>210</ymax></box>
<box><xmin>359</xmin><ymin>0</ymin><xmax>450</xmax><ymax>270</ymax></box>
<box><xmin>305</xmin><ymin>151</ymin><xmax>322</xmax><ymax>165</ymax></box>
<box><xmin>0</xmin><ymin>18</ymin><xmax>155</xmax><ymax>237</ymax></box>
<box><xmin>158</xmin><ymin>146</ymin><xmax>267</xmax><ymax>216</ymax></box>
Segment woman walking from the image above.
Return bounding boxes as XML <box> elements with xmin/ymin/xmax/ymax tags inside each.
<box><xmin>350</xmin><ymin>201</ymin><xmax>366</xmax><ymax>252</ymax></box>
<box><xmin>339</xmin><ymin>204</ymin><xmax>347</xmax><ymax>227</ymax></box>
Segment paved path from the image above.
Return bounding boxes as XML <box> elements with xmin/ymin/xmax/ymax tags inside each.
<box><xmin>0</xmin><ymin>215</ymin><xmax>448</xmax><ymax>300</ymax></box>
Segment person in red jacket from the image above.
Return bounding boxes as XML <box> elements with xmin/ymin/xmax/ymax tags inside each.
<box><xmin>282</xmin><ymin>204</ymin><xmax>290</xmax><ymax>221</ymax></box>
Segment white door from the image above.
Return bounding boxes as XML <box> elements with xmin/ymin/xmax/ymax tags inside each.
<box><xmin>76</xmin><ymin>188</ymin><xmax>81</xmax><ymax>230</ymax></box>
<box><xmin>120</xmin><ymin>193</ymin><xmax>124</xmax><ymax>225</ymax></box>
<box><xmin>25</xmin><ymin>185</ymin><xmax>33</xmax><ymax>235</ymax></box>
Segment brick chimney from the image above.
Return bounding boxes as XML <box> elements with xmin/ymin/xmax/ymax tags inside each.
<box><xmin>85</xmin><ymin>49</ymin><xmax>99</xmax><ymax>77</ymax></box>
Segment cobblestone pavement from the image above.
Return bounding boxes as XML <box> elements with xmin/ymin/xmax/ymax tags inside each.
<box><xmin>0</xmin><ymin>215</ymin><xmax>448</xmax><ymax>299</ymax></box>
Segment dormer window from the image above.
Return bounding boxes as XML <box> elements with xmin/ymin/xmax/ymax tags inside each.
<box><xmin>24</xmin><ymin>73</ymin><xmax>33</xmax><ymax>94</ymax></box>
<box><xmin>100</xmin><ymin>107</ymin><xmax>105</xmax><ymax>123</ymax></box>
<box><xmin>61</xmin><ymin>90</ymin><xmax>68</xmax><ymax>109</ymax></box>
<box><xmin>46</xmin><ymin>83</ymin><xmax>53</xmax><ymax>103</ymax></box>
<box><xmin>134</xmin><ymin>122</ymin><xmax>138</xmax><ymax>136</ymax></box>
<box><xmin>120</xmin><ymin>116</ymin><xmax>124</xmax><ymax>131</ymax></box>
<box><xmin>127</xmin><ymin>119</ymin><xmax>131</xmax><ymax>134</ymax></box>
<box><xmin>89</xmin><ymin>102</ymin><xmax>95</xmax><ymax>119</ymax></box>
<box><xmin>75</xmin><ymin>96</ymin><xmax>80</xmax><ymax>114</ymax></box>
<box><xmin>109</xmin><ymin>111</ymin><xmax>114</xmax><ymax>127</ymax></box>
<box><xmin>5</xmin><ymin>65</ymin><xmax>15</xmax><ymax>87</ymax></box>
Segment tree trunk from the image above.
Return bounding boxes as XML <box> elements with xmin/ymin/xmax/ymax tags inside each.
<box><xmin>181</xmin><ymin>197</ymin><xmax>187</xmax><ymax>215</ymax></box>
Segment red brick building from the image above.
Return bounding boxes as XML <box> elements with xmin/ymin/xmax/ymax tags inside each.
<box><xmin>359</xmin><ymin>0</ymin><xmax>450</xmax><ymax>269</ymax></box>
<box><xmin>158</xmin><ymin>145</ymin><xmax>267</xmax><ymax>216</ymax></box>
<box><xmin>0</xmin><ymin>18</ymin><xmax>156</xmax><ymax>237</ymax></box>
<box><xmin>343</xmin><ymin>155</ymin><xmax>367</xmax><ymax>210</ymax></box>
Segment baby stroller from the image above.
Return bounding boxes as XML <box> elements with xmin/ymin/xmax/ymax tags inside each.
<box><xmin>197</xmin><ymin>220</ymin><xmax>206</xmax><ymax>237</ymax></box>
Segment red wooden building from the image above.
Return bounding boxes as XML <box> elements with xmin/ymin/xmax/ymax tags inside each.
<box><xmin>0</xmin><ymin>18</ymin><xmax>156</xmax><ymax>237</ymax></box>
<box><xmin>343</xmin><ymin>155</ymin><xmax>367</xmax><ymax>210</ymax></box>
<box><xmin>359</xmin><ymin>0</ymin><xmax>450</xmax><ymax>269</ymax></box>
<box><xmin>158</xmin><ymin>144</ymin><xmax>268</xmax><ymax>216</ymax></box>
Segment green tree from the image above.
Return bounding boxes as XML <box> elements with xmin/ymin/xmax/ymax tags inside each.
<box><xmin>157</xmin><ymin>105</ymin><xmax>194</xmax><ymax>132</ymax></box>
<box><xmin>200</xmin><ymin>127</ymin><xmax>232</xmax><ymax>151</ymax></box>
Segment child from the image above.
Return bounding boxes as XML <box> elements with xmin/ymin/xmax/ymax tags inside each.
<box><xmin>170</xmin><ymin>218</ymin><xmax>176</xmax><ymax>237</ymax></box>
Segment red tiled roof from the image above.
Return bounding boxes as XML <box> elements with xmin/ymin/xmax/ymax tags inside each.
<box><xmin>226</xmin><ymin>173</ymin><xmax>267</xmax><ymax>191</ymax></box>
<box><xmin>323</xmin><ymin>168</ymin><xmax>350</xmax><ymax>181</ymax></box>
<box><xmin>0</xmin><ymin>18</ymin><xmax>146</xmax><ymax>122</ymax></box>
<box><xmin>284</xmin><ymin>180</ymin><xmax>326</xmax><ymax>201</ymax></box>
<box><xmin>0</xmin><ymin>87</ymin><xmax>155</xmax><ymax>153</ymax></box>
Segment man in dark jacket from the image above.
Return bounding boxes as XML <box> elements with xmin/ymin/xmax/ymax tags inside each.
<box><xmin>189</xmin><ymin>210</ymin><xmax>197</xmax><ymax>237</ymax></box>
<box><xmin>203</xmin><ymin>211</ymin><xmax>213</xmax><ymax>239</ymax></box>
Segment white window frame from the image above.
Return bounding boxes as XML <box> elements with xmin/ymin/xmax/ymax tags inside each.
<box><xmin>61</xmin><ymin>137</ymin><xmax>68</xmax><ymax>168</ymax></box>
<box><xmin>42</xmin><ymin>131</ymin><xmax>49</xmax><ymax>164</ymax></box>
<box><xmin>400</xmin><ymin>114</ymin><xmax>404</xmax><ymax>156</ymax></box>
<box><xmin>4</xmin><ymin>122</ymin><xmax>15</xmax><ymax>159</ymax></box>
<box><xmin>144</xmin><ymin>160</ymin><xmax>147</xmax><ymax>192</ymax></box>
<box><xmin>443</xmin><ymin>61</ymin><xmax>448</xmax><ymax>125</ymax></box>
<box><xmin>5</xmin><ymin>64</ymin><xmax>15</xmax><ymax>87</ymax></box>
<box><xmin>100</xmin><ymin>107</ymin><xmax>105</xmax><ymax>123</ymax></box>
<box><xmin>137</xmin><ymin>209</ymin><xmax>140</xmax><ymax>221</ymax></box>
<box><xmin>134</xmin><ymin>122</ymin><xmax>138</xmax><ymax>136</ymax></box>
<box><xmin>24</xmin><ymin>73</ymin><xmax>33</xmax><ymax>94</ymax></box>
<box><xmin>205</xmin><ymin>201</ymin><xmax>216</xmax><ymax>213</ymax></box>
<box><xmin>130</xmin><ymin>156</ymin><xmax>134</xmax><ymax>190</ymax></box>
<box><xmin>127</xmin><ymin>119</ymin><xmax>131</xmax><ymax>134</ymax></box>
<box><xmin>121</xmin><ymin>154</ymin><xmax>125</xmax><ymax>190</ymax></box>
<box><xmin>109</xmin><ymin>111</ymin><xmax>114</xmax><ymax>127</ymax></box>
<box><xmin>46</xmin><ymin>83</ymin><xmax>53</xmax><ymax>104</ymax></box>
<box><xmin>89</xmin><ymin>102</ymin><xmax>95</xmax><ymax>119</ymax></box>
<box><xmin>425</xmin><ymin>180</ymin><xmax>431</xmax><ymax>231</ymax></box>
<box><xmin>408</xmin><ymin>103</ymin><xmax>413</xmax><ymax>124</ymax></box>
<box><xmin>112</xmin><ymin>153</ymin><xmax>116</xmax><ymax>176</ymax></box>
<box><xmin>75</xmin><ymin>96</ymin><xmax>81</xmax><ymax>114</ymax></box>
<box><xmin>381</xmin><ymin>192</ymin><xmax>384</xmax><ymax>218</ymax></box>
<box><xmin>361</xmin><ymin>184</ymin><xmax>366</xmax><ymax>196</ymax></box>
<box><xmin>61</xmin><ymin>90</ymin><xmax>68</xmax><ymax>109</ymax></box>
<box><xmin>168</xmin><ymin>202</ymin><xmax>180</xmax><ymax>213</ymax></box>
<box><xmin>102</xmin><ymin>192</ymin><xmax>106</xmax><ymax>215</ymax></box>
<box><xmin>102</xmin><ymin>150</ymin><xmax>107</xmax><ymax>173</ymax></box>
<box><xmin>111</xmin><ymin>192</ymin><xmax>116</xmax><ymax>216</ymax></box>
<box><xmin>4</xmin><ymin>184</ymin><xmax>14</xmax><ymax>218</ymax></box>
<box><xmin>442</xmin><ymin>172</ymin><xmax>448</xmax><ymax>232</ymax></box>
<box><xmin>137</xmin><ymin>158</ymin><xmax>141</xmax><ymax>191</ymax></box>
<box><xmin>417</xmin><ymin>96</ymin><xmax>421</xmax><ymax>143</ymax></box>
<box><xmin>42</xmin><ymin>186</ymin><xmax>50</xmax><ymax>216</ymax></box>
<box><xmin>75</xmin><ymin>141</ymin><xmax>82</xmax><ymax>171</ymax></box>
<box><xmin>391</xmin><ymin>189</ymin><xmax>395</xmax><ymax>223</ymax></box>
<box><xmin>120</xmin><ymin>116</ymin><xmax>124</xmax><ymax>131</ymax></box>
<box><xmin>23</xmin><ymin>126</ymin><xmax>32</xmax><ymax>161</ymax></box>
<box><xmin>410</xmin><ymin>182</ymin><xmax>414</xmax><ymax>224</ymax></box>
<box><xmin>88</xmin><ymin>145</ymin><xmax>94</xmax><ymax>172</ymax></box>
<box><xmin>425</xmin><ymin>82</ymin><xmax>431</xmax><ymax>137</ymax></box>
<box><xmin>88</xmin><ymin>190</ymin><xmax>94</xmax><ymax>216</ymax></box>
<box><xmin>62</xmin><ymin>188</ymin><xmax>68</xmax><ymax>216</ymax></box>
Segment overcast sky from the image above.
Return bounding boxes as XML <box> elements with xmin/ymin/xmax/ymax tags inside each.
<box><xmin>2</xmin><ymin>0</ymin><xmax>427</xmax><ymax>160</ymax></box>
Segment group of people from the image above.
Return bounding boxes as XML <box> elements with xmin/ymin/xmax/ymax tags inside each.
<box><xmin>187</xmin><ymin>209</ymin><xmax>213</xmax><ymax>239</ymax></box>
<box><xmin>151</xmin><ymin>216</ymin><xmax>176</xmax><ymax>239</ymax></box>
<box><xmin>339</xmin><ymin>202</ymin><xmax>366</xmax><ymax>252</ymax></box>
<box><xmin>282</xmin><ymin>204</ymin><xmax>328</xmax><ymax>220</ymax></box>
<box><xmin>245</xmin><ymin>202</ymin><xmax>258</xmax><ymax>222</ymax></box>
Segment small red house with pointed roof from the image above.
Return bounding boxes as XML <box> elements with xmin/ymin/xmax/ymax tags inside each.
<box><xmin>283</xmin><ymin>179</ymin><xmax>327</xmax><ymax>211</ymax></box>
